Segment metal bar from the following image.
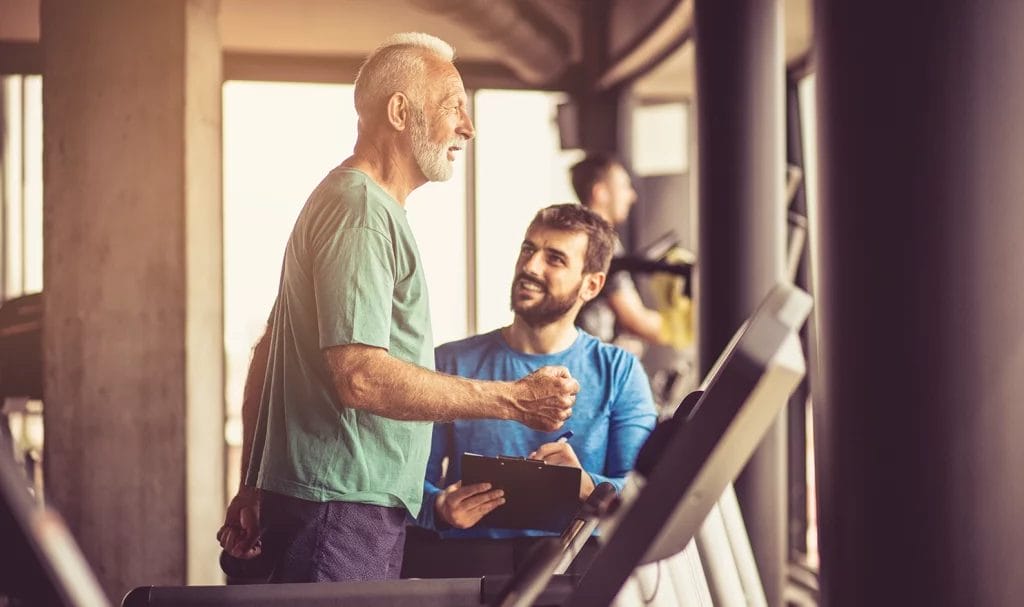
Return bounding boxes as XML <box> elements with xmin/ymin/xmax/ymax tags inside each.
<box><xmin>465</xmin><ymin>92</ymin><xmax>477</xmax><ymax>336</ymax></box>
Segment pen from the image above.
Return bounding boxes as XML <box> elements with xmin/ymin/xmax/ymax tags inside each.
<box><xmin>529</xmin><ymin>430</ymin><xmax>574</xmax><ymax>461</ymax></box>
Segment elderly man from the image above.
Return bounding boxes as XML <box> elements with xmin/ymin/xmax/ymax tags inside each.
<box><xmin>407</xmin><ymin>204</ymin><xmax>657</xmax><ymax>578</ymax></box>
<box><xmin>217</xmin><ymin>33</ymin><xmax>578</xmax><ymax>583</ymax></box>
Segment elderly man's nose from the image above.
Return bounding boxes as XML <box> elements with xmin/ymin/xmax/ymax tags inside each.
<box><xmin>458</xmin><ymin>109</ymin><xmax>475</xmax><ymax>140</ymax></box>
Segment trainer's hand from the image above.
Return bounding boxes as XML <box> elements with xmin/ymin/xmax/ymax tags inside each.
<box><xmin>530</xmin><ymin>441</ymin><xmax>596</xmax><ymax>501</ymax></box>
<box><xmin>512</xmin><ymin>366</ymin><xmax>578</xmax><ymax>431</ymax></box>
<box><xmin>435</xmin><ymin>481</ymin><xmax>506</xmax><ymax>529</ymax></box>
<box><xmin>217</xmin><ymin>485</ymin><xmax>262</xmax><ymax>559</ymax></box>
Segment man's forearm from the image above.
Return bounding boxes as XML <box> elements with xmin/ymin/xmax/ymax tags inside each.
<box><xmin>608</xmin><ymin>289</ymin><xmax>665</xmax><ymax>344</ymax></box>
<box><xmin>238</xmin><ymin>328</ymin><xmax>271</xmax><ymax>485</ymax></box>
<box><xmin>325</xmin><ymin>344</ymin><xmax>518</xmax><ymax>422</ymax></box>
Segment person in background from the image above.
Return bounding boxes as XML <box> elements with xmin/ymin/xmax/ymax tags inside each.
<box><xmin>570</xmin><ymin>154</ymin><xmax>692</xmax><ymax>352</ymax></box>
<box><xmin>216</xmin><ymin>32</ymin><xmax>579</xmax><ymax>584</ymax></box>
<box><xmin>406</xmin><ymin>203</ymin><xmax>657</xmax><ymax>578</ymax></box>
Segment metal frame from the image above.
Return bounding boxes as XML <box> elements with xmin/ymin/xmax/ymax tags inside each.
<box><xmin>565</xmin><ymin>284</ymin><xmax>811</xmax><ymax>606</ymax></box>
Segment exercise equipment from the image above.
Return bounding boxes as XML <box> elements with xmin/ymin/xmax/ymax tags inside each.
<box><xmin>123</xmin><ymin>282</ymin><xmax>810</xmax><ymax>606</ymax></box>
<box><xmin>1</xmin><ymin>283</ymin><xmax>810</xmax><ymax>607</ymax></box>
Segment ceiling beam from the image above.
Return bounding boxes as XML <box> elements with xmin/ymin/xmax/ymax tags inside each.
<box><xmin>408</xmin><ymin>0</ymin><xmax>572</xmax><ymax>86</ymax></box>
<box><xmin>598</xmin><ymin>0</ymin><xmax>693</xmax><ymax>90</ymax></box>
<box><xmin>0</xmin><ymin>42</ymin><xmax>42</xmax><ymax>74</ymax></box>
<box><xmin>223</xmin><ymin>51</ymin><xmax>571</xmax><ymax>91</ymax></box>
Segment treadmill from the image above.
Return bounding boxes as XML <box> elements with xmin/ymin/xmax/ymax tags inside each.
<box><xmin>497</xmin><ymin>281</ymin><xmax>810</xmax><ymax>606</ymax></box>
<box><xmin>0</xmin><ymin>423</ymin><xmax>109</xmax><ymax>607</ymax></box>
<box><xmin>3</xmin><ymin>282</ymin><xmax>810</xmax><ymax>606</ymax></box>
<box><xmin>563</xmin><ymin>282</ymin><xmax>810</xmax><ymax>606</ymax></box>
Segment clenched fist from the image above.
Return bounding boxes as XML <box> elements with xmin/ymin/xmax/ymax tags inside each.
<box><xmin>217</xmin><ymin>485</ymin><xmax>262</xmax><ymax>559</ymax></box>
<box><xmin>511</xmin><ymin>366</ymin><xmax>579</xmax><ymax>431</ymax></box>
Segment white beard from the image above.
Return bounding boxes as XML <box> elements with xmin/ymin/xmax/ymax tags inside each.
<box><xmin>411</xmin><ymin>109</ymin><xmax>454</xmax><ymax>182</ymax></box>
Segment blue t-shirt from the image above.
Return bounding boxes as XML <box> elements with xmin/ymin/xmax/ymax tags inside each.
<box><xmin>418</xmin><ymin>329</ymin><xmax>657</xmax><ymax>538</ymax></box>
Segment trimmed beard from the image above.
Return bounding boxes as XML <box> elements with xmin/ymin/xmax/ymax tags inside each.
<box><xmin>410</xmin><ymin>106</ymin><xmax>454</xmax><ymax>182</ymax></box>
<box><xmin>510</xmin><ymin>275</ymin><xmax>582</xmax><ymax>328</ymax></box>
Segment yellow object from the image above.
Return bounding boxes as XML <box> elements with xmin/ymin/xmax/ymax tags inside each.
<box><xmin>650</xmin><ymin>246</ymin><xmax>695</xmax><ymax>350</ymax></box>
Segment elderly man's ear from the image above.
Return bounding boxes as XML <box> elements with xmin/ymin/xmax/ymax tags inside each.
<box><xmin>387</xmin><ymin>92</ymin><xmax>411</xmax><ymax>131</ymax></box>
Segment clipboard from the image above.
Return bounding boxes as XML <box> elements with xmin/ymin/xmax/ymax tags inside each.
<box><xmin>461</xmin><ymin>452</ymin><xmax>581</xmax><ymax>531</ymax></box>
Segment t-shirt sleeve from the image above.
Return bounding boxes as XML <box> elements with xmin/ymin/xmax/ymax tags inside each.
<box><xmin>589</xmin><ymin>355</ymin><xmax>658</xmax><ymax>492</ymax></box>
<box><xmin>314</xmin><ymin>226</ymin><xmax>395</xmax><ymax>350</ymax></box>
<box><xmin>434</xmin><ymin>343</ymin><xmax>458</xmax><ymax>374</ymax></box>
<box><xmin>605</xmin><ymin>267</ymin><xmax>637</xmax><ymax>296</ymax></box>
<box><xmin>604</xmin><ymin>239</ymin><xmax>638</xmax><ymax>296</ymax></box>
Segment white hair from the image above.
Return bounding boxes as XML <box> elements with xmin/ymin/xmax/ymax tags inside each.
<box><xmin>354</xmin><ymin>32</ymin><xmax>456</xmax><ymax>118</ymax></box>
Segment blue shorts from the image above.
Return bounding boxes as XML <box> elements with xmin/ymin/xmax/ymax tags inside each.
<box><xmin>259</xmin><ymin>490</ymin><xmax>407</xmax><ymax>582</ymax></box>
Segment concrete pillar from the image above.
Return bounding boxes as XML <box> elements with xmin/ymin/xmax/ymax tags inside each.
<box><xmin>693</xmin><ymin>0</ymin><xmax>786</xmax><ymax>604</ymax></box>
<box><xmin>41</xmin><ymin>0</ymin><xmax>223</xmax><ymax>600</ymax></box>
<box><xmin>814</xmin><ymin>1</ymin><xmax>1024</xmax><ymax>604</ymax></box>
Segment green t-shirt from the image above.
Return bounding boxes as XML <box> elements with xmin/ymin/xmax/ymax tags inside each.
<box><xmin>247</xmin><ymin>167</ymin><xmax>434</xmax><ymax>516</ymax></box>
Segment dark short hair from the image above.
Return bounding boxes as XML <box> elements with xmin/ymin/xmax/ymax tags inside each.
<box><xmin>527</xmin><ymin>203</ymin><xmax>617</xmax><ymax>274</ymax></box>
<box><xmin>570</xmin><ymin>153</ymin><xmax>622</xmax><ymax>206</ymax></box>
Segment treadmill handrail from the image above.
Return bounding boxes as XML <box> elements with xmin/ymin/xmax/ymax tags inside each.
<box><xmin>492</xmin><ymin>481</ymin><xmax>618</xmax><ymax>607</ymax></box>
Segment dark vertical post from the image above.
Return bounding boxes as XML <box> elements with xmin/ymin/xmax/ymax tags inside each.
<box><xmin>785</xmin><ymin>82</ymin><xmax>810</xmax><ymax>559</ymax></box>
<box><xmin>814</xmin><ymin>1</ymin><xmax>1024</xmax><ymax>605</ymax></box>
<box><xmin>577</xmin><ymin>0</ymin><xmax>619</xmax><ymax>153</ymax></box>
<box><xmin>694</xmin><ymin>0</ymin><xmax>786</xmax><ymax>604</ymax></box>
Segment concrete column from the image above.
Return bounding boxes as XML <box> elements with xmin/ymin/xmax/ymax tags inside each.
<box><xmin>814</xmin><ymin>1</ymin><xmax>1024</xmax><ymax>604</ymax></box>
<box><xmin>693</xmin><ymin>0</ymin><xmax>786</xmax><ymax>605</ymax></box>
<box><xmin>41</xmin><ymin>0</ymin><xmax>223</xmax><ymax>600</ymax></box>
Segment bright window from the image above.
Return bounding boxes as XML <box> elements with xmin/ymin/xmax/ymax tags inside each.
<box><xmin>472</xmin><ymin>90</ymin><xmax>583</xmax><ymax>333</ymax></box>
<box><xmin>1</xmin><ymin>75</ymin><xmax>43</xmax><ymax>299</ymax></box>
<box><xmin>631</xmin><ymin>102</ymin><xmax>688</xmax><ymax>177</ymax></box>
<box><xmin>222</xmin><ymin>81</ymin><xmax>356</xmax><ymax>423</ymax></box>
<box><xmin>405</xmin><ymin>150</ymin><xmax>469</xmax><ymax>346</ymax></box>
